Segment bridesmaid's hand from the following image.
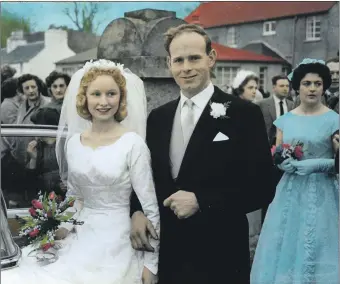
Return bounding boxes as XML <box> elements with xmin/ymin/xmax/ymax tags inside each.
<box><xmin>277</xmin><ymin>158</ymin><xmax>295</xmax><ymax>173</ymax></box>
<box><xmin>142</xmin><ymin>266</ymin><xmax>158</xmax><ymax>284</ymax></box>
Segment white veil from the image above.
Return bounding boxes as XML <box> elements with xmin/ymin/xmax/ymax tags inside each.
<box><xmin>56</xmin><ymin>59</ymin><xmax>147</xmax><ymax>184</ymax></box>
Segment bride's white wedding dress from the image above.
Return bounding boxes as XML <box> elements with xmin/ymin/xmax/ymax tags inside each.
<box><xmin>3</xmin><ymin>132</ymin><xmax>160</xmax><ymax>284</ymax></box>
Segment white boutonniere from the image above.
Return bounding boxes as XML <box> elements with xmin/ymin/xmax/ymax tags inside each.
<box><xmin>210</xmin><ymin>101</ymin><xmax>231</xmax><ymax>119</ymax></box>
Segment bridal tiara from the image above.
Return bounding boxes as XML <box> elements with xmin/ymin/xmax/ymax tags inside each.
<box><xmin>82</xmin><ymin>59</ymin><xmax>125</xmax><ymax>74</ymax></box>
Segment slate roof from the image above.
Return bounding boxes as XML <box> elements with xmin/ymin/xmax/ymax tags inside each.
<box><xmin>56</xmin><ymin>47</ymin><xmax>98</xmax><ymax>64</ymax></box>
<box><xmin>1</xmin><ymin>29</ymin><xmax>99</xmax><ymax>65</ymax></box>
<box><xmin>185</xmin><ymin>1</ymin><xmax>336</xmax><ymax>28</ymax></box>
<box><xmin>1</xmin><ymin>42</ymin><xmax>44</xmax><ymax>64</ymax></box>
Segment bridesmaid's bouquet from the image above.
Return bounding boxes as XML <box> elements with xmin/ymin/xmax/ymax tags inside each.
<box><xmin>17</xmin><ymin>191</ymin><xmax>83</xmax><ymax>252</ymax></box>
<box><xmin>271</xmin><ymin>141</ymin><xmax>305</xmax><ymax>165</ymax></box>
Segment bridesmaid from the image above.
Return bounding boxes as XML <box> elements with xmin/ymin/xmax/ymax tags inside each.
<box><xmin>251</xmin><ymin>59</ymin><xmax>339</xmax><ymax>284</ymax></box>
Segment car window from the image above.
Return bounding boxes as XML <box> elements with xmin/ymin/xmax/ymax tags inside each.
<box><xmin>1</xmin><ymin>134</ymin><xmax>62</xmax><ymax>237</ymax></box>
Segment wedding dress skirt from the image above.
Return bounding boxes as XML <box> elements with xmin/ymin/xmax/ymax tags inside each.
<box><xmin>2</xmin><ymin>132</ymin><xmax>160</xmax><ymax>284</ymax></box>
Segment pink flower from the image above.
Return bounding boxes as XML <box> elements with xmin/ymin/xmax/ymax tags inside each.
<box><xmin>31</xmin><ymin>199</ymin><xmax>43</xmax><ymax>210</ymax></box>
<box><xmin>282</xmin><ymin>143</ymin><xmax>290</xmax><ymax>149</ymax></box>
<box><xmin>42</xmin><ymin>243</ymin><xmax>52</xmax><ymax>251</ymax></box>
<box><xmin>29</xmin><ymin>228</ymin><xmax>39</xmax><ymax>238</ymax></box>
<box><xmin>294</xmin><ymin>146</ymin><xmax>303</xmax><ymax>159</ymax></box>
<box><xmin>29</xmin><ymin>207</ymin><xmax>37</xmax><ymax>217</ymax></box>
<box><xmin>48</xmin><ymin>191</ymin><xmax>55</xmax><ymax>200</ymax></box>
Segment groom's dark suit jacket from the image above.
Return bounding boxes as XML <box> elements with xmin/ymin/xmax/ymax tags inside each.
<box><xmin>131</xmin><ymin>86</ymin><xmax>275</xmax><ymax>284</ymax></box>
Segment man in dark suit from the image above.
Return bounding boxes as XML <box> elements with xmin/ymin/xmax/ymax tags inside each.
<box><xmin>130</xmin><ymin>24</ymin><xmax>275</xmax><ymax>284</ymax></box>
<box><xmin>256</xmin><ymin>75</ymin><xmax>293</xmax><ymax>223</ymax></box>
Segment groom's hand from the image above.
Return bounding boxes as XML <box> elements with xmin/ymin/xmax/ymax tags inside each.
<box><xmin>130</xmin><ymin>211</ymin><xmax>158</xmax><ymax>252</ymax></box>
<box><xmin>163</xmin><ymin>190</ymin><xmax>199</xmax><ymax>219</ymax></box>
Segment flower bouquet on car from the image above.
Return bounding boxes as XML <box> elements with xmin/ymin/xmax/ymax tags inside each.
<box><xmin>17</xmin><ymin>191</ymin><xmax>83</xmax><ymax>263</ymax></box>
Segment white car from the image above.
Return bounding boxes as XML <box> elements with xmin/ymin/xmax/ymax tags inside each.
<box><xmin>1</xmin><ymin>124</ymin><xmax>61</xmax><ymax>272</ymax></box>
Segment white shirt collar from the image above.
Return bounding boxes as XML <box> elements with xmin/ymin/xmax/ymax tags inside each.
<box><xmin>273</xmin><ymin>94</ymin><xmax>287</xmax><ymax>105</ymax></box>
<box><xmin>180</xmin><ymin>82</ymin><xmax>214</xmax><ymax>110</ymax></box>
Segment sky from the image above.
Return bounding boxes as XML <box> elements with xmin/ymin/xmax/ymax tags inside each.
<box><xmin>1</xmin><ymin>2</ymin><xmax>200</xmax><ymax>34</ymax></box>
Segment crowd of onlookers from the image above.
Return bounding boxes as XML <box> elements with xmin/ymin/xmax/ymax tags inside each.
<box><xmin>1</xmin><ymin>66</ymin><xmax>71</xmax><ymax>208</ymax></box>
<box><xmin>1</xmin><ymin>66</ymin><xmax>70</xmax><ymax>125</ymax></box>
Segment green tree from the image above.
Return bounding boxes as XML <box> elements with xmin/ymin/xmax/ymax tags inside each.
<box><xmin>1</xmin><ymin>9</ymin><xmax>33</xmax><ymax>47</ymax></box>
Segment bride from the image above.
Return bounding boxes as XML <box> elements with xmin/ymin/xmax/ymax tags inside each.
<box><xmin>3</xmin><ymin>60</ymin><xmax>160</xmax><ymax>284</ymax></box>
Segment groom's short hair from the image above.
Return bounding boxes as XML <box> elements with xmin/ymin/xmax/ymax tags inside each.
<box><xmin>164</xmin><ymin>24</ymin><xmax>212</xmax><ymax>57</ymax></box>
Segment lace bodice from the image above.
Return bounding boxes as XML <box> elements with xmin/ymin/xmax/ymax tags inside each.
<box><xmin>67</xmin><ymin>132</ymin><xmax>142</xmax><ymax>209</ymax></box>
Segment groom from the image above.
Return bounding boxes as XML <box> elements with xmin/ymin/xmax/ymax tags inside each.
<box><xmin>130</xmin><ymin>24</ymin><xmax>275</xmax><ymax>284</ymax></box>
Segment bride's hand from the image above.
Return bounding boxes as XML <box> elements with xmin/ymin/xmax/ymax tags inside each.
<box><xmin>54</xmin><ymin>227</ymin><xmax>70</xmax><ymax>240</ymax></box>
<box><xmin>142</xmin><ymin>266</ymin><xmax>158</xmax><ymax>284</ymax></box>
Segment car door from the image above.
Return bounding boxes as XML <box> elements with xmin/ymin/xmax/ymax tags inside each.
<box><xmin>1</xmin><ymin>124</ymin><xmax>60</xmax><ymax>244</ymax></box>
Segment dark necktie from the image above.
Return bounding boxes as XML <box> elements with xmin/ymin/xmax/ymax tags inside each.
<box><xmin>279</xmin><ymin>101</ymin><xmax>284</xmax><ymax>116</ymax></box>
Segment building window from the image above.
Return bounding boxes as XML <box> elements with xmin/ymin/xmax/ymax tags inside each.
<box><xmin>215</xmin><ymin>66</ymin><xmax>240</xmax><ymax>88</ymax></box>
<box><xmin>263</xmin><ymin>21</ymin><xmax>276</xmax><ymax>36</ymax></box>
<box><xmin>306</xmin><ymin>16</ymin><xmax>321</xmax><ymax>41</ymax></box>
<box><xmin>259</xmin><ymin>67</ymin><xmax>268</xmax><ymax>90</ymax></box>
<box><xmin>226</xmin><ymin>27</ymin><xmax>236</xmax><ymax>47</ymax></box>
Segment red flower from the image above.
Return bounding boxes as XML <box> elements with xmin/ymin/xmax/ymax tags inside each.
<box><xmin>31</xmin><ymin>200</ymin><xmax>43</xmax><ymax>210</ymax></box>
<box><xmin>48</xmin><ymin>191</ymin><xmax>55</xmax><ymax>200</ymax></box>
<box><xmin>282</xmin><ymin>143</ymin><xmax>290</xmax><ymax>149</ymax></box>
<box><xmin>29</xmin><ymin>207</ymin><xmax>37</xmax><ymax>217</ymax></box>
<box><xmin>294</xmin><ymin>146</ymin><xmax>303</xmax><ymax>159</ymax></box>
<box><xmin>29</xmin><ymin>228</ymin><xmax>39</xmax><ymax>238</ymax></box>
<box><xmin>42</xmin><ymin>243</ymin><xmax>52</xmax><ymax>251</ymax></box>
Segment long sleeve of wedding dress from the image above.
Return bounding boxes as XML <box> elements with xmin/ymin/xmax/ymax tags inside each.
<box><xmin>128</xmin><ymin>136</ymin><xmax>160</xmax><ymax>275</ymax></box>
<box><xmin>58</xmin><ymin>180</ymin><xmax>84</xmax><ymax>232</ymax></box>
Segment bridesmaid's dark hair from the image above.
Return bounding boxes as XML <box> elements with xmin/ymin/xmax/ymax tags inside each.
<box><xmin>232</xmin><ymin>75</ymin><xmax>259</xmax><ymax>97</ymax></box>
<box><xmin>290</xmin><ymin>63</ymin><xmax>331</xmax><ymax>92</ymax></box>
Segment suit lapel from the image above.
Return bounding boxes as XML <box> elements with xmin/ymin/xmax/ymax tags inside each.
<box><xmin>287</xmin><ymin>100</ymin><xmax>294</xmax><ymax>111</ymax></box>
<box><xmin>268</xmin><ymin>97</ymin><xmax>276</xmax><ymax>121</ymax></box>
<box><xmin>176</xmin><ymin>88</ymin><xmax>228</xmax><ymax>182</ymax></box>
<box><xmin>162</xmin><ymin>98</ymin><xmax>180</xmax><ymax>175</ymax></box>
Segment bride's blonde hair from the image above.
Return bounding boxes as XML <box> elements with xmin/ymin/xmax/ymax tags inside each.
<box><xmin>76</xmin><ymin>67</ymin><xmax>127</xmax><ymax>122</ymax></box>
